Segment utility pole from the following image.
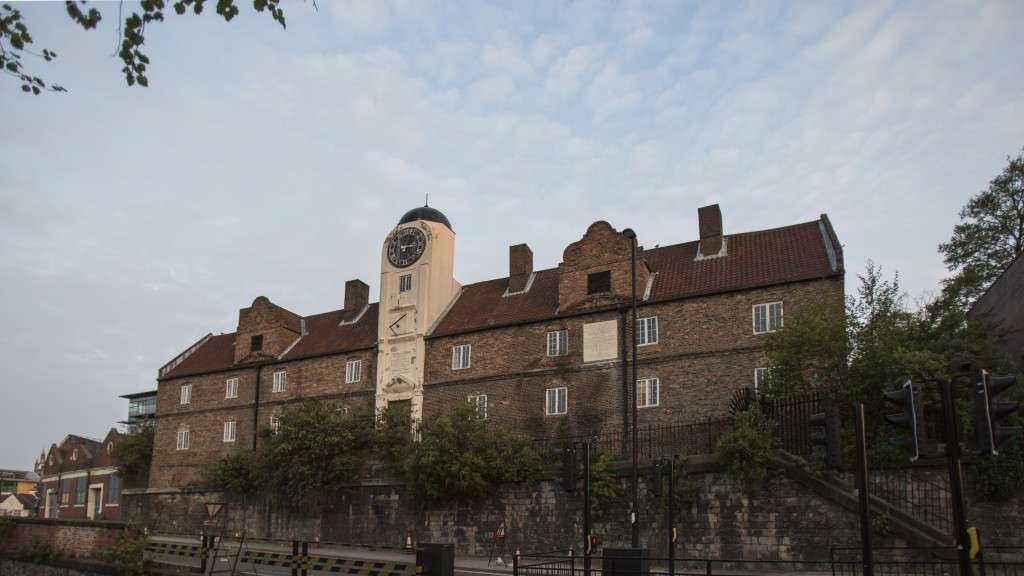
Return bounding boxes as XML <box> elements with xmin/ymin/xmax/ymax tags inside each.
<box><xmin>623</xmin><ymin>228</ymin><xmax>640</xmax><ymax>548</ymax></box>
<box><xmin>940</xmin><ymin>378</ymin><xmax>972</xmax><ymax>576</ymax></box>
<box><xmin>667</xmin><ymin>457</ymin><xmax>676</xmax><ymax>576</ymax></box>
<box><xmin>853</xmin><ymin>402</ymin><xmax>874</xmax><ymax>576</ymax></box>
<box><xmin>583</xmin><ymin>441</ymin><xmax>592</xmax><ymax>576</ymax></box>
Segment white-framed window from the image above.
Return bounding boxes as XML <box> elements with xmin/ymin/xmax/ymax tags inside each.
<box><xmin>399</xmin><ymin>274</ymin><xmax>413</xmax><ymax>292</ymax></box>
<box><xmin>225</xmin><ymin>377</ymin><xmax>239</xmax><ymax>399</ymax></box>
<box><xmin>545</xmin><ymin>387</ymin><xmax>568</xmax><ymax>415</ymax></box>
<box><xmin>180</xmin><ymin>383</ymin><xmax>192</xmax><ymax>405</ymax></box>
<box><xmin>223</xmin><ymin>420</ymin><xmax>237</xmax><ymax>443</ymax></box>
<box><xmin>452</xmin><ymin>344</ymin><xmax>472</xmax><ymax>370</ymax></box>
<box><xmin>636</xmin><ymin>317</ymin><xmax>658</xmax><ymax>346</ymax></box>
<box><xmin>345</xmin><ymin>360</ymin><xmax>362</xmax><ymax>383</ymax></box>
<box><xmin>753</xmin><ymin>302</ymin><xmax>783</xmax><ymax>334</ymax></box>
<box><xmin>637</xmin><ymin>377</ymin><xmax>660</xmax><ymax>408</ymax></box>
<box><xmin>468</xmin><ymin>394</ymin><xmax>488</xmax><ymax>419</ymax></box>
<box><xmin>754</xmin><ymin>367</ymin><xmax>769</xmax><ymax>391</ymax></box>
<box><xmin>547</xmin><ymin>330</ymin><xmax>568</xmax><ymax>357</ymax></box>
<box><xmin>272</xmin><ymin>370</ymin><xmax>287</xmax><ymax>392</ymax></box>
<box><xmin>176</xmin><ymin>428</ymin><xmax>190</xmax><ymax>451</ymax></box>
<box><xmin>270</xmin><ymin>415</ymin><xmax>281</xmax><ymax>435</ymax></box>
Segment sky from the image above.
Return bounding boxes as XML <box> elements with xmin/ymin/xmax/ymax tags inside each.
<box><xmin>1</xmin><ymin>1</ymin><xmax>1021</xmax><ymax>469</ymax></box>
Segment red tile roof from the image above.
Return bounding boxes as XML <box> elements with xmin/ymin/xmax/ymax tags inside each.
<box><xmin>430</xmin><ymin>217</ymin><xmax>841</xmax><ymax>336</ymax></box>
<box><xmin>158</xmin><ymin>216</ymin><xmax>840</xmax><ymax>378</ymax></box>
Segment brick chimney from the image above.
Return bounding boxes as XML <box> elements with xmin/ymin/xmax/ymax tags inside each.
<box><xmin>508</xmin><ymin>243</ymin><xmax>533</xmax><ymax>293</ymax></box>
<box><xmin>344</xmin><ymin>279</ymin><xmax>369</xmax><ymax>312</ymax></box>
<box><xmin>697</xmin><ymin>204</ymin><xmax>724</xmax><ymax>258</ymax></box>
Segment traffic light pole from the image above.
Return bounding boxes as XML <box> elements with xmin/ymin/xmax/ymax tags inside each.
<box><xmin>939</xmin><ymin>378</ymin><xmax>972</xmax><ymax>576</ymax></box>
<box><xmin>853</xmin><ymin>402</ymin><xmax>874</xmax><ymax>576</ymax></box>
<box><xmin>583</xmin><ymin>441</ymin><xmax>592</xmax><ymax>576</ymax></box>
<box><xmin>667</xmin><ymin>457</ymin><xmax>675</xmax><ymax>576</ymax></box>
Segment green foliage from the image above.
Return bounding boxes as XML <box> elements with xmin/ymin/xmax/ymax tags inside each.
<box><xmin>111</xmin><ymin>423</ymin><xmax>154</xmax><ymax>482</ymax></box>
<box><xmin>372</xmin><ymin>405</ymin><xmax>415</xmax><ymax>474</ymax></box>
<box><xmin>257</xmin><ymin>401</ymin><xmax>373</xmax><ymax>509</ymax></box>
<box><xmin>99</xmin><ymin>531</ymin><xmax>149</xmax><ymax>576</ymax></box>
<box><xmin>19</xmin><ymin>537</ymin><xmax>56</xmax><ymax>563</ymax></box>
<box><xmin>938</xmin><ymin>147</ymin><xmax>1024</xmax><ymax>304</ymax></box>
<box><xmin>715</xmin><ymin>409</ymin><xmax>777</xmax><ymax>493</ymax></box>
<box><xmin>400</xmin><ymin>404</ymin><xmax>545</xmax><ymax>504</ymax></box>
<box><xmin>580</xmin><ymin>445</ymin><xmax>622</xmax><ymax>523</ymax></box>
<box><xmin>970</xmin><ymin>447</ymin><xmax>1024</xmax><ymax>501</ymax></box>
<box><xmin>2</xmin><ymin>0</ymin><xmax>289</xmax><ymax>94</ymax></box>
<box><xmin>204</xmin><ymin>451</ymin><xmax>260</xmax><ymax>496</ymax></box>
<box><xmin>0</xmin><ymin>515</ymin><xmax>13</xmax><ymax>543</ymax></box>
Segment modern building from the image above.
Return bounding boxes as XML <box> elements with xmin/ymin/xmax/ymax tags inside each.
<box><xmin>968</xmin><ymin>251</ymin><xmax>1024</xmax><ymax>361</ymax></box>
<box><xmin>38</xmin><ymin>430</ymin><xmax>125</xmax><ymax>520</ymax></box>
<box><xmin>0</xmin><ymin>469</ymin><xmax>39</xmax><ymax>496</ymax></box>
<box><xmin>148</xmin><ymin>204</ymin><xmax>844</xmax><ymax>488</ymax></box>
<box><xmin>120</xmin><ymin>390</ymin><xmax>157</xmax><ymax>431</ymax></box>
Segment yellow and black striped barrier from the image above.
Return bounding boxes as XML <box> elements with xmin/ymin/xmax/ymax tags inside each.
<box><xmin>145</xmin><ymin>542</ymin><xmax>201</xmax><ymax>558</ymax></box>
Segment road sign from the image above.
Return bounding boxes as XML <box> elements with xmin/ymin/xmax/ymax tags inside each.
<box><xmin>493</xmin><ymin>520</ymin><xmax>506</xmax><ymax>541</ymax></box>
<box><xmin>204</xmin><ymin>501</ymin><xmax>225</xmax><ymax>520</ymax></box>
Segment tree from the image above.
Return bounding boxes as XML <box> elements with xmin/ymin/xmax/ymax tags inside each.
<box><xmin>110</xmin><ymin>423</ymin><xmax>154</xmax><ymax>482</ymax></box>
<box><xmin>1</xmin><ymin>0</ymin><xmax>287</xmax><ymax>94</ymax></box>
<box><xmin>939</xmin><ymin>148</ymin><xmax>1024</xmax><ymax>304</ymax></box>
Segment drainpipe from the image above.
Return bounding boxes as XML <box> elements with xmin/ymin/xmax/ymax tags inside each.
<box><xmin>619</xmin><ymin>307</ymin><xmax>630</xmax><ymax>444</ymax></box>
<box><xmin>252</xmin><ymin>365</ymin><xmax>263</xmax><ymax>451</ymax></box>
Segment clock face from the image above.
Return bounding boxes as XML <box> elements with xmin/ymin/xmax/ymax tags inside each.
<box><xmin>387</xmin><ymin>227</ymin><xmax>426</xmax><ymax>268</ymax></box>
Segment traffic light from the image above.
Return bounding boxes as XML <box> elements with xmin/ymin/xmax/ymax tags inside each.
<box><xmin>562</xmin><ymin>446</ymin><xmax>577</xmax><ymax>493</ymax></box>
<box><xmin>809</xmin><ymin>408</ymin><xmax>841</xmax><ymax>467</ymax></box>
<box><xmin>974</xmin><ymin>372</ymin><xmax>1021</xmax><ymax>456</ymax></box>
<box><xmin>884</xmin><ymin>380</ymin><xmax>923</xmax><ymax>461</ymax></box>
<box><xmin>650</xmin><ymin>460</ymin><xmax>663</xmax><ymax>498</ymax></box>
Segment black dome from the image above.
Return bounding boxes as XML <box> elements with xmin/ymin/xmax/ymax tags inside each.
<box><xmin>398</xmin><ymin>206</ymin><xmax>453</xmax><ymax>231</ymax></box>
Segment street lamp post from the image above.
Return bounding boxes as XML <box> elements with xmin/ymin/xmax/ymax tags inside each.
<box><xmin>623</xmin><ymin>228</ymin><xmax>640</xmax><ymax>548</ymax></box>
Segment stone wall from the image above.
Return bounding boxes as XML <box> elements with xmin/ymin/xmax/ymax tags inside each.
<box><xmin>0</xmin><ymin>518</ymin><xmax>127</xmax><ymax>559</ymax></box>
<box><xmin>0</xmin><ymin>559</ymin><xmax>117</xmax><ymax>576</ymax></box>
<box><xmin>123</xmin><ymin>460</ymin><xmax>920</xmax><ymax>560</ymax></box>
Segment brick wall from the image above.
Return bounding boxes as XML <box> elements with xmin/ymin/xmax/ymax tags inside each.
<box><xmin>150</xmin><ymin>349</ymin><xmax>378</xmax><ymax>488</ymax></box>
<box><xmin>0</xmin><ymin>518</ymin><xmax>127</xmax><ymax>559</ymax></box>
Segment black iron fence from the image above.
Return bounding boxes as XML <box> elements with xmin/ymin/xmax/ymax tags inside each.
<box><xmin>532</xmin><ymin>419</ymin><xmax>731</xmax><ymax>463</ymax></box>
<box><xmin>833</xmin><ymin>465</ymin><xmax>954</xmax><ymax>536</ymax></box>
<box><xmin>514</xmin><ymin>550</ymin><xmax>1024</xmax><ymax>576</ymax></box>
<box><xmin>759</xmin><ymin>389</ymin><xmax>826</xmax><ymax>458</ymax></box>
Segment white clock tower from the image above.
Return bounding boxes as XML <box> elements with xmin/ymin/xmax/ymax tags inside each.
<box><xmin>375</xmin><ymin>206</ymin><xmax>460</xmax><ymax>426</ymax></box>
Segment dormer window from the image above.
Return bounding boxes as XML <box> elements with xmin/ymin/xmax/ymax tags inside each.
<box><xmin>250</xmin><ymin>334</ymin><xmax>264</xmax><ymax>352</ymax></box>
<box><xmin>587</xmin><ymin>271</ymin><xmax>611</xmax><ymax>294</ymax></box>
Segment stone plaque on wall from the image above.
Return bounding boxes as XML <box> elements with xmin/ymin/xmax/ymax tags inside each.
<box><xmin>583</xmin><ymin>319</ymin><xmax>619</xmax><ymax>362</ymax></box>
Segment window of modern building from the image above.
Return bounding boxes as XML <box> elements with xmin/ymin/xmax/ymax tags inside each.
<box><xmin>637</xmin><ymin>377</ymin><xmax>660</xmax><ymax>408</ymax></box>
<box><xmin>452</xmin><ymin>344</ymin><xmax>472</xmax><ymax>370</ymax></box>
<box><xmin>225</xmin><ymin>377</ymin><xmax>239</xmax><ymax>399</ymax></box>
<box><xmin>753</xmin><ymin>302</ymin><xmax>784</xmax><ymax>334</ymax></box>
<box><xmin>223</xmin><ymin>420</ymin><xmax>237</xmax><ymax>443</ymax></box>
<box><xmin>176</xmin><ymin>428</ymin><xmax>190</xmax><ymax>450</ymax></box>
<box><xmin>250</xmin><ymin>334</ymin><xmax>263</xmax><ymax>352</ymax></box>
<box><xmin>180</xmin><ymin>383</ymin><xmax>192</xmax><ymax>405</ymax></box>
<box><xmin>345</xmin><ymin>360</ymin><xmax>362</xmax><ymax>384</ymax></box>
<box><xmin>545</xmin><ymin>387</ymin><xmax>568</xmax><ymax>415</ymax></box>
<box><xmin>399</xmin><ymin>274</ymin><xmax>413</xmax><ymax>292</ymax></box>
<box><xmin>468</xmin><ymin>394</ymin><xmax>488</xmax><ymax>419</ymax></box>
<box><xmin>272</xmin><ymin>370</ymin><xmax>287</xmax><ymax>393</ymax></box>
<box><xmin>547</xmin><ymin>330</ymin><xmax>569</xmax><ymax>357</ymax></box>
<box><xmin>636</xmin><ymin>316</ymin><xmax>658</xmax><ymax>345</ymax></box>
<box><xmin>587</xmin><ymin>270</ymin><xmax>611</xmax><ymax>294</ymax></box>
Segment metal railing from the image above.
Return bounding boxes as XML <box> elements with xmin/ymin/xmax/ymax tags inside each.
<box><xmin>833</xmin><ymin>465</ymin><xmax>954</xmax><ymax>536</ymax></box>
<box><xmin>532</xmin><ymin>419</ymin><xmax>731</xmax><ymax>462</ymax></box>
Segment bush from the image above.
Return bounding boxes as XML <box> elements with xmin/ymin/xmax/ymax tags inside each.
<box><xmin>111</xmin><ymin>423</ymin><xmax>154</xmax><ymax>482</ymax></box>
<box><xmin>715</xmin><ymin>409</ymin><xmax>777</xmax><ymax>493</ymax></box>
<box><xmin>401</xmin><ymin>404</ymin><xmax>545</xmax><ymax>503</ymax></box>
<box><xmin>205</xmin><ymin>451</ymin><xmax>260</xmax><ymax>496</ymax></box>
<box><xmin>654</xmin><ymin>457</ymin><xmax>697</xmax><ymax>533</ymax></box>
<box><xmin>100</xmin><ymin>531</ymin><xmax>148</xmax><ymax>576</ymax></box>
<box><xmin>19</xmin><ymin>537</ymin><xmax>56</xmax><ymax>563</ymax></box>
<box><xmin>970</xmin><ymin>447</ymin><xmax>1024</xmax><ymax>501</ymax></box>
<box><xmin>580</xmin><ymin>445</ymin><xmax>622</xmax><ymax>523</ymax></box>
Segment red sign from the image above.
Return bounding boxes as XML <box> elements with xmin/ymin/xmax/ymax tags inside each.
<box><xmin>493</xmin><ymin>520</ymin><xmax>507</xmax><ymax>542</ymax></box>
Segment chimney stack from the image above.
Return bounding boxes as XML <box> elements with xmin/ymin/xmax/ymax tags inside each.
<box><xmin>344</xmin><ymin>279</ymin><xmax>369</xmax><ymax>312</ymax></box>
<box><xmin>697</xmin><ymin>204</ymin><xmax>724</xmax><ymax>258</ymax></box>
<box><xmin>508</xmin><ymin>243</ymin><xmax>533</xmax><ymax>293</ymax></box>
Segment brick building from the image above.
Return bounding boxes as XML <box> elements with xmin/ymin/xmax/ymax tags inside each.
<box><xmin>148</xmin><ymin>204</ymin><xmax>844</xmax><ymax>488</ymax></box>
<box><xmin>38</xmin><ymin>430</ymin><xmax>125</xmax><ymax>520</ymax></box>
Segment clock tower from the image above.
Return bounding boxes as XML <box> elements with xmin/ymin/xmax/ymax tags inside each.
<box><xmin>375</xmin><ymin>206</ymin><xmax>460</xmax><ymax>426</ymax></box>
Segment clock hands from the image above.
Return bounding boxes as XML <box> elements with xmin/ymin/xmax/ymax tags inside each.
<box><xmin>389</xmin><ymin>313</ymin><xmax>408</xmax><ymax>335</ymax></box>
